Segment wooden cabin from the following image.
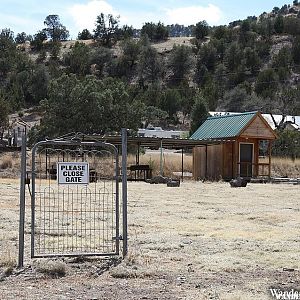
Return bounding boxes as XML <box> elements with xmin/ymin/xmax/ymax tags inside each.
<box><xmin>190</xmin><ymin>112</ymin><xmax>277</xmax><ymax>180</ymax></box>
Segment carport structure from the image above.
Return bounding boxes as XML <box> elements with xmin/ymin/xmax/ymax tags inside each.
<box><xmin>85</xmin><ymin>135</ymin><xmax>213</xmax><ymax>181</ymax></box>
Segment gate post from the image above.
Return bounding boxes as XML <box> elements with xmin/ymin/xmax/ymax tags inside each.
<box><xmin>121</xmin><ymin>128</ymin><xmax>128</xmax><ymax>257</ymax></box>
<box><xmin>18</xmin><ymin>132</ymin><xmax>26</xmax><ymax>268</ymax></box>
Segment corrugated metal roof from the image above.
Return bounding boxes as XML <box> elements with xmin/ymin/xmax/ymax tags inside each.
<box><xmin>190</xmin><ymin>112</ymin><xmax>257</xmax><ymax>140</ymax></box>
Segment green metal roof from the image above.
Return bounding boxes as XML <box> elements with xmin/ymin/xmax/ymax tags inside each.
<box><xmin>190</xmin><ymin>112</ymin><xmax>257</xmax><ymax>140</ymax></box>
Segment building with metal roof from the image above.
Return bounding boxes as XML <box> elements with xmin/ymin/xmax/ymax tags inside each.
<box><xmin>191</xmin><ymin>112</ymin><xmax>277</xmax><ymax>180</ymax></box>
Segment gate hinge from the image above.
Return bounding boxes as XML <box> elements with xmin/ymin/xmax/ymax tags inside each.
<box><xmin>113</xmin><ymin>235</ymin><xmax>123</xmax><ymax>241</ymax></box>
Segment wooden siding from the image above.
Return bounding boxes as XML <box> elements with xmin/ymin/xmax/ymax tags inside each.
<box><xmin>207</xmin><ymin>144</ymin><xmax>223</xmax><ymax>179</ymax></box>
<box><xmin>193</xmin><ymin>146</ymin><xmax>206</xmax><ymax>179</ymax></box>
<box><xmin>193</xmin><ymin>144</ymin><xmax>223</xmax><ymax>180</ymax></box>
<box><xmin>240</xmin><ymin>115</ymin><xmax>276</xmax><ymax>139</ymax></box>
<box><xmin>223</xmin><ymin>143</ymin><xmax>234</xmax><ymax>179</ymax></box>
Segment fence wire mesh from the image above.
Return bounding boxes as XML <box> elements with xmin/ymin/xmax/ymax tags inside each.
<box><xmin>31</xmin><ymin>141</ymin><xmax>119</xmax><ymax>258</ymax></box>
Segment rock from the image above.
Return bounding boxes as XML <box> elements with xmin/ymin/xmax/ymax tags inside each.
<box><xmin>167</xmin><ymin>180</ymin><xmax>180</xmax><ymax>187</ymax></box>
<box><xmin>146</xmin><ymin>175</ymin><xmax>170</xmax><ymax>184</ymax></box>
<box><xmin>230</xmin><ymin>177</ymin><xmax>247</xmax><ymax>187</ymax></box>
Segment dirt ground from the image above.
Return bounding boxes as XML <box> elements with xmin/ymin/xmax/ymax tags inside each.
<box><xmin>0</xmin><ymin>178</ymin><xmax>299</xmax><ymax>299</ymax></box>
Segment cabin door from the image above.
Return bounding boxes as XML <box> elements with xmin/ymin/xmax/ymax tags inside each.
<box><xmin>239</xmin><ymin>143</ymin><xmax>253</xmax><ymax>177</ymax></box>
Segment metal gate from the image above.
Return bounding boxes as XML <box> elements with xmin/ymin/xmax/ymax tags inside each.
<box><xmin>29</xmin><ymin>134</ymin><xmax>122</xmax><ymax>258</ymax></box>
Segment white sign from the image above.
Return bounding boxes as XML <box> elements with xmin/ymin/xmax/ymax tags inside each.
<box><xmin>57</xmin><ymin>162</ymin><xmax>89</xmax><ymax>184</ymax></box>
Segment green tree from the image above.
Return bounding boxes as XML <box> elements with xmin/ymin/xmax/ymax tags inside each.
<box><xmin>0</xmin><ymin>96</ymin><xmax>9</xmax><ymax>137</ymax></box>
<box><xmin>30</xmin><ymin>65</ymin><xmax>49</xmax><ymax>104</ymax></box>
<box><xmin>159</xmin><ymin>89</ymin><xmax>181</xmax><ymax>122</ymax></box>
<box><xmin>44</xmin><ymin>15</ymin><xmax>69</xmax><ymax>41</ymax></box>
<box><xmin>202</xmin><ymin>80</ymin><xmax>219</xmax><ymax>110</ymax></box>
<box><xmin>272</xmin><ymin>130</ymin><xmax>300</xmax><ymax>160</ymax></box>
<box><xmin>15</xmin><ymin>32</ymin><xmax>28</xmax><ymax>44</ymax></box>
<box><xmin>274</xmin><ymin>15</ymin><xmax>284</xmax><ymax>33</ymax></box>
<box><xmin>0</xmin><ymin>29</ymin><xmax>16</xmax><ymax>79</ymax></box>
<box><xmin>194</xmin><ymin>63</ymin><xmax>210</xmax><ymax>86</ymax></box>
<box><xmin>221</xmin><ymin>86</ymin><xmax>260</xmax><ymax>112</ymax></box>
<box><xmin>272</xmin><ymin>47</ymin><xmax>292</xmax><ymax>81</ymax></box>
<box><xmin>193</xmin><ymin>21</ymin><xmax>209</xmax><ymax>39</ymax></box>
<box><xmin>244</xmin><ymin>47</ymin><xmax>261</xmax><ymax>74</ymax></box>
<box><xmin>120</xmin><ymin>38</ymin><xmax>141</xmax><ymax>68</ymax></box>
<box><xmin>224</xmin><ymin>42</ymin><xmax>243</xmax><ymax>71</ymax></box>
<box><xmin>35</xmin><ymin>75</ymin><xmax>144</xmax><ymax>139</ymax></box>
<box><xmin>141</xmin><ymin>23</ymin><xmax>156</xmax><ymax>41</ymax></box>
<box><xmin>272</xmin><ymin>47</ymin><xmax>292</xmax><ymax>69</ymax></box>
<box><xmin>190</xmin><ymin>94</ymin><xmax>209</xmax><ymax>134</ymax></box>
<box><xmin>255</xmin><ymin>69</ymin><xmax>279</xmax><ymax>98</ymax></box>
<box><xmin>283</xmin><ymin>17</ymin><xmax>300</xmax><ymax>35</ymax></box>
<box><xmin>90</xmin><ymin>46</ymin><xmax>113</xmax><ymax>77</ymax></box>
<box><xmin>0</xmin><ymin>28</ymin><xmax>14</xmax><ymax>41</ymax></box>
<box><xmin>142</xmin><ymin>106</ymin><xmax>168</xmax><ymax>128</ymax></box>
<box><xmin>177</xmin><ymin>83</ymin><xmax>197</xmax><ymax>124</ymax></box>
<box><xmin>138</xmin><ymin>45</ymin><xmax>163</xmax><ymax>84</ymax></box>
<box><xmin>31</xmin><ymin>30</ymin><xmax>47</xmax><ymax>51</ymax></box>
<box><xmin>168</xmin><ymin>45</ymin><xmax>194</xmax><ymax>83</ymax></box>
<box><xmin>292</xmin><ymin>36</ymin><xmax>300</xmax><ymax>64</ymax></box>
<box><xmin>212</xmin><ymin>25</ymin><xmax>229</xmax><ymax>40</ymax></box>
<box><xmin>198</xmin><ymin>43</ymin><xmax>217</xmax><ymax>71</ymax></box>
<box><xmin>118</xmin><ymin>25</ymin><xmax>134</xmax><ymax>40</ymax></box>
<box><xmin>64</xmin><ymin>42</ymin><xmax>90</xmax><ymax>75</ymax></box>
<box><xmin>49</xmin><ymin>41</ymin><xmax>61</xmax><ymax>61</ymax></box>
<box><xmin>94</xmin><ymin>13</ymin><xmax>119</xmax><ymax>46</ymax></box>
<box><xmin>141</xmin><ymin>22</ymin><xmax>168</xmax><ymax>41</ymax></box>
<box><xmin>266</xmin><ymin>87</ymin><xmax>300</xmax><ymax>130</ymax></box>
<box><xmin>155</xmin><ymin>22</ymin><xmax>169</xmax><ymax>41</ymax></box>
<box><xmin>77</xmin><ymin>29</ymin><xmax>93</xmax><ymax>40</ymax></box>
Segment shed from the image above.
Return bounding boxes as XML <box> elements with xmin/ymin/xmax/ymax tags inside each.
<box><xmin>190</xmin><ymin>112</ymin><xmax>277</xmax><ymax>180</ymax></box>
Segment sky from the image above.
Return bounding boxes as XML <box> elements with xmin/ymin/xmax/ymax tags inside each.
<box><xmin>0</xmin><ymin>0</ymin><xmax>294</xmax><ymax>39</ymax></box>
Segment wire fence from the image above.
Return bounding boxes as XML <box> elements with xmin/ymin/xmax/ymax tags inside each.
<box><xmin>31</xmin><ymin>142</ymin><xmax>120</xmax><ymax>258</ymax></box>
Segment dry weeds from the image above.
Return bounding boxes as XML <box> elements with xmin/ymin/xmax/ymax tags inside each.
<box><xmin>33</xmin><ymin>259</ymin><xmax>67</xmax><ymax>278</ymax></box>
<box><xmin>272</xmin><ymin>157</ymin><xmax>300</xmax><ymax>178</ymax></box>
<box><xmin>1</xmin><ymin>151</ymin><xmax>299</xmax><ymax>179</ymax></box>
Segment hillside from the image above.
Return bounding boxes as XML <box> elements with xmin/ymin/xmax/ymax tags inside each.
<box><xmin>0</xmin><ymin>1</ymin><xmax>300</xmax><ymax>146</ymax></box>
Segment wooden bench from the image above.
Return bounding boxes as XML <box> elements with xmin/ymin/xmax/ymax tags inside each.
<box><xmin>128</xmin><ymin>164</ymin><xmax>152</xmax><ymax>181</ymax></box>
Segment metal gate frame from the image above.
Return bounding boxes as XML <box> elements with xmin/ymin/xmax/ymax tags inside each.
<box><xmin>18</xmin><ymin>130</ymin><xmax>128</xmax><ymax>267</ymax></box>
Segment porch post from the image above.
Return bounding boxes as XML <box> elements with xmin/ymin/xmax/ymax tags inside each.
<box><xmin>268</xmin><ymin>141</ymin><xmax>272</xmax><ymax>178</ymax></box>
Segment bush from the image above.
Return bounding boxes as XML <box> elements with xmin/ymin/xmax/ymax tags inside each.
<box><xmin>272</xmin><ymin>130</ymin><xmax>300</xmax><ymax>160</ymax></box>
<box><xmin>0</xmin><ymin>157</ymin><xmax>13</xmax><ymax>169</ymax></box>
<box><xmin>34</xmin><ymin>259</ymin><xmax>67</xmax><ymax>277</ymax></box>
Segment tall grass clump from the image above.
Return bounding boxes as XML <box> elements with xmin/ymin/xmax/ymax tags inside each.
<box><xmin>272</xmin><ymin>157</ymin><xmax>300</xmax><ymax>178</ymax></box>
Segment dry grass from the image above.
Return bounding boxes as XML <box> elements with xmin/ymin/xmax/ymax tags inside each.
<box><xmin>0</xmin><ymin>178</ymin><xmax>299</xmax><ymax>299</ymax></box>
<box><xmin>132</xmin><ymin>153</ymin><xmax>300</xmax><ymax>178</ymax></box>
<box><xmin>0</xmin><ymin>156</ymin><xmax>13</xmax><ymax>169</ymax></box>
<box><xmin>0</xmin><ymin>151</ymin><xmax>299</xmax><ymax>180</ymax></box>
<box><xmin>127</xmin><ymin>152</ymin><xmax>193</xmax><ymax>178</ymax></box>
<box><xmin>271</xmin><ymin>157</ymin><xmax>300</xmax><ymax>178</ymax></box>
<box><xmin>0</xmin><ymin>152</ymin><xmax>22</xmax><ymax>177</ymax></box>
<box><xmin>34</xmin><ymin>259</ymin><xmax>67</xmax><ymax>277</ymax></box>
<box><xmin>0</xmin><ymin>245</ymin><xmax>17</xmax><ymax>276</ymax></box>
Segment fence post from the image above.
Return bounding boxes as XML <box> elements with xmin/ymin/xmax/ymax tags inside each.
<box><xmin>121</xmin><ymin>128</ymin><xmax>128</xmax><ymax>257</ymax></box>
<box><xmin>18</xmin><ymin>132</ymin><xmax>26</xmax><ymax>268</ymax></box>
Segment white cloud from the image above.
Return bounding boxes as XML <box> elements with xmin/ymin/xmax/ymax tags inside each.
<box><xmin>69</xmin><ymin>0</ymin><xmax>117</xmax><ymax>32</ymax></box>
<box><xmin>165</xmin><ymin>4</ymin><xmax>222</xmax><ymax>26</ymax></box>
<box><xmin>0</xmin><ymin>13</ymin><xmax>42</xmax><ymax>34</ymax></box>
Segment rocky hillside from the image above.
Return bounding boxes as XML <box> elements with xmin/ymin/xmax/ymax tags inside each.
<box><xmin>1</xmin><ymin>2</ymin><xmax>300</xmax><ymax>142</ymax></box>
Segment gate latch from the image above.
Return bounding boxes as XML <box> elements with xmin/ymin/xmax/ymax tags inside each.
<box><xmin>113</xmin><ymin>235</ymin><xmax>123</xmax><ymax>241</ymax></box>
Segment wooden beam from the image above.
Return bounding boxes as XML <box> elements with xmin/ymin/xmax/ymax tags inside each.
<box><xmin>268</xmin><ymin>141</ymin><xmax>272</xmax><ymax>178</ymax></box>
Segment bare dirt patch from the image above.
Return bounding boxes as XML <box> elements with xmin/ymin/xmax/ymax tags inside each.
<box><xmin>0</xmin><ymin>179</ymin><xmax>299</xmax><ymax>299</ymax></box>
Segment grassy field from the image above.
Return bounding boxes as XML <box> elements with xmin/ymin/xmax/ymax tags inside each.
<box><xmin>0</xmin><ymin>178</ymin><xmax>299</xmax><ymax>299</ymax></box>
